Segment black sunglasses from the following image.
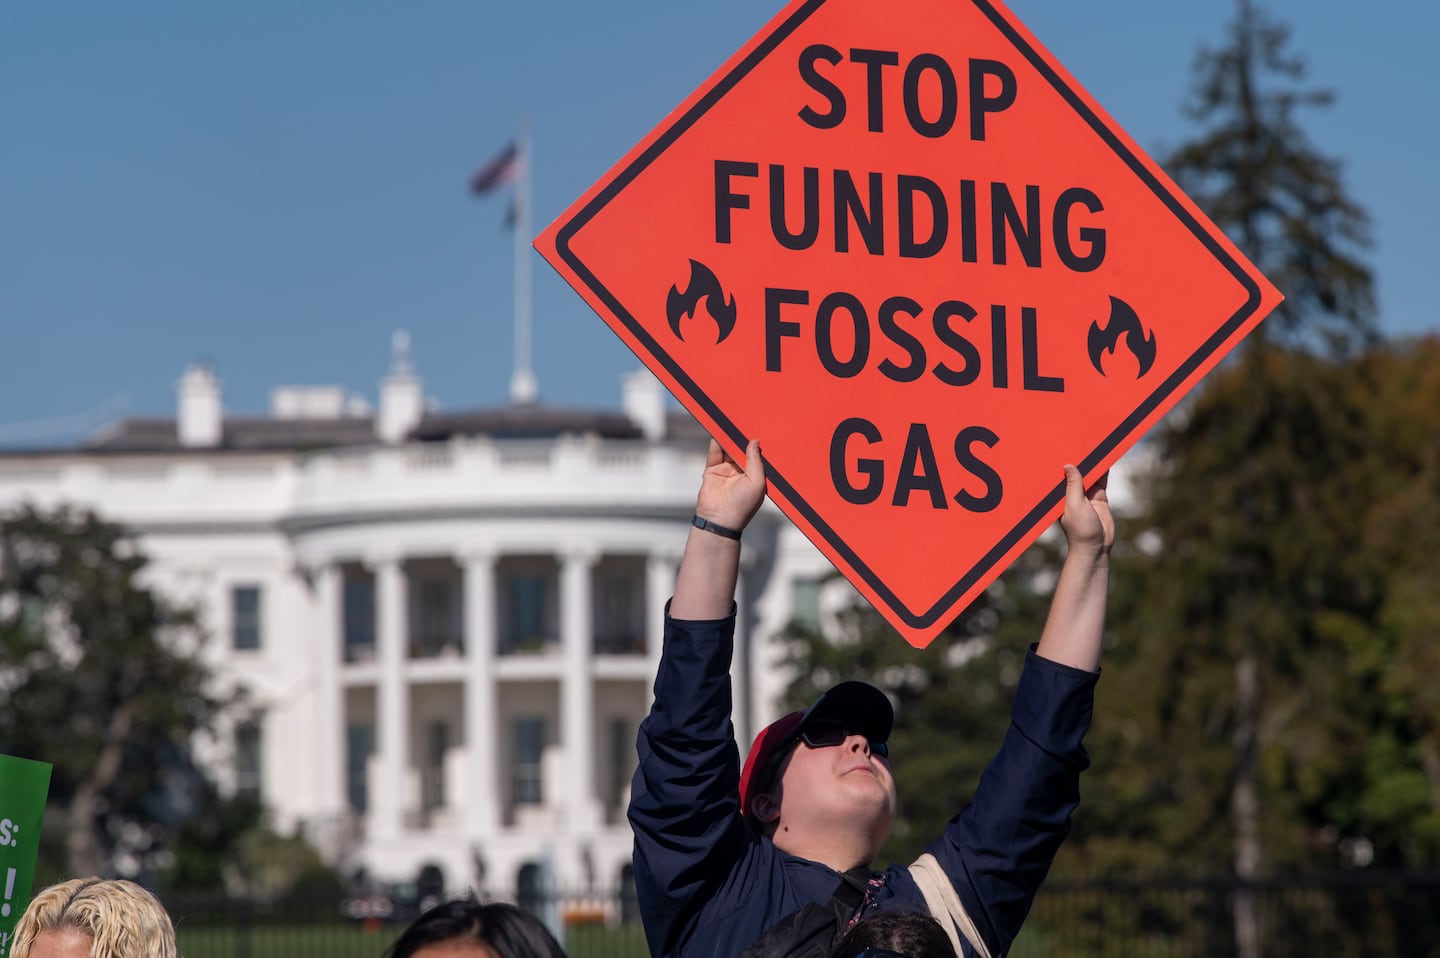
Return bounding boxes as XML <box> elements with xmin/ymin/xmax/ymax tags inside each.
<box><xmin>799</xmin><ymin>720</ymin><xmax>889</xmax><ymax>758</ymax></box>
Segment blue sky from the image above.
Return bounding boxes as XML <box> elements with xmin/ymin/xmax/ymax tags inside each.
<box><xmin>2</xmin><ymin>1</ymin><xmax>1434</xmax><ymax>446</ymax></box>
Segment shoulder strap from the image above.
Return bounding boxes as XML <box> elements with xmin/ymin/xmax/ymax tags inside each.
<box><xmin>908</xmin><ymin>852</ymin><xmax>991</xmax><ymax>958</ymax></box>
<box><xmin>832</xmin><ymin>866</ymin><xmax>871</xmax><ymax>914</ymax></box>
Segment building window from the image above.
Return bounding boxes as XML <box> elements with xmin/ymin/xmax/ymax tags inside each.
<box><xmin>344</xmin><ymin>574</ymin><xmax>376</xmax><ymax>662</ymax></box>
<box><xmin>234</xmin><ymin>718</ymin><xmax>262</xmax><ymax>797</ymax></box>
<box><xmin>594</xmin><ymin>562</ymin><xmax>645</xmax><ymax>655</ymax></box>
<box><xmin>499</xmin><ymin>558</ymin><xmax>559</xmax><ymax>655</ymax></box>
<box><xmin>503</xmin><ymin>575</ymin><xmax>551</xmax><ymax>652</ymax></box>
<box><xmin>346</xmin><ymin>722</ymin><xmax>374</xmax><ymax>813</ymax></box>
<box><xmin>517</xmin><ymin>862</ymin><xmax>544</xmax><ymax>916</ymax></box>
<box><xmin>511</xmin><ymin>576</ymin><xmax>545</xmax><ymax>645</ymax></box>
<box><xmin>608</xmin><ymin>718</ymin><xmax>632</xmax><ymax>813</ymax></box>
<box><xmin>790</xmin><ymin>576</ymin><xmax>823</xmax><ymax>633</ymax></box>
<box><xmin>619</xmin><ymin>863</ymin><xmax>639</xmax><ymax>924</ymax></box>
<box><xmin>512</xmin><ymin>717</ymin><xmax>545</xmax><ymax>806</ymax></box>
<box><xmin>423</xmin><ymin>720</ymin><xmax>449</xmax><ymax>812</ymax></box>
<box><xmin>413</xmin><ymin>576</ymin><xmax>459</xmax><ymax>657</ymax></box>
<box><xmin>231</xmin><ymin>585</ymin><xmax>262</xmax><ymax>651</ymax></box>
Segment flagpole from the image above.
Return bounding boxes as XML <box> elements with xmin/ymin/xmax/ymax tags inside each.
<box><xmin>510</xmin><ymin>116</ymin><xmax>537</xmax><ymax>405</ymax></box>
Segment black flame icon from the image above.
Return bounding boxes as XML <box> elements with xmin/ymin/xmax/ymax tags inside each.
<box><xmin>1087</xmin><ymin>295</ymin><xmax>1157</xmax><ymax>378</ymax></box>
<box><xmin>667</xmin><ymin>259</ymin><xmax>736</xmax><ymax>344</ymax></box>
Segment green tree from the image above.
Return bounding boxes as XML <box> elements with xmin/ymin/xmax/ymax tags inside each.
<box><xmin>0</xmin><ymin>504</ymin><xmax>223</xmax><ymax>879</ymax></box>
<box><xmin>1164</xmin><ymin>0</ymin><xmax>1374</xmax><ymax>355</ymax></box>
<box><xmin>1327</xmin><ymin>336</ymin><xmax>1440</xmax><ymax>863</ymax></box>
<box><xmin>1110</xmin><ymin>3</ymin><xmax>1381</xmax><ymax>953</ymax></box>
<box><xmin>1073</xmin><ymin>338</ymin><xmax>1440</xmax><ymax>957</ymax></box>
<box><xmin>165</xmin><ymin>790</ymin><xmax>344</xmax><ymax>899</ymax></box>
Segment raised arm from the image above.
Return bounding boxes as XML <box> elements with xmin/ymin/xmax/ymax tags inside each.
<box><xmin>630</xmin><ymin>438</ymin><xmax>767</xmax><ymax>958</ymax></box>
<box><xmin>914</xmin><ymin>465</ymin><xmax>1114</xmax><ymax>958</ymax></box>
<box><xmin>1035</xmin><ymin>464</ymin><xmax>1114</xmax><ymax>672</ymax></box>
<box><xmin>670</xmin><ymin>438</ymin><xmax>767</xmax><ymax>620</ymax></box>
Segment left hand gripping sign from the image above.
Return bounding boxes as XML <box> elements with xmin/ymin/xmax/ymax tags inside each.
<box><xmin>0</xmin><ymin>754</ymin><xmax>52</xmax><ymax>955</ymax></box>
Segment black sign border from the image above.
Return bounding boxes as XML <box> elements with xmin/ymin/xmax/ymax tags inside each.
<box><xmin>553</xmin><ymin>0</ymin><xmax>1263</xmax><ymax>630</ymax></box>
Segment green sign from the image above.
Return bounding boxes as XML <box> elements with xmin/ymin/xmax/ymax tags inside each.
<box><xmin>0</xmin><ymin>753</ymin><xmax>51</xmax><ymax>955</ymax></box>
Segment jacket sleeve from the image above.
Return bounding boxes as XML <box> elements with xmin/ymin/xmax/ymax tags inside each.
<box><xmin>923</xmin><ymin>645</ymin><xmax>1099</xmax><ymax>958</ymax></box>
<box><xmin>629</xmin><ymin>607</ymin><xmax>752</xmax><ymax>958</ymax></box>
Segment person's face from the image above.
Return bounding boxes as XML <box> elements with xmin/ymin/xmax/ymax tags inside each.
<box><xmin>773</xmin><ymin>724</ymin><xmax>896</xmax><ymax>842</ymax></box>
<box><xmin>409</xmin><ymin>940</ymin><xmax>500</xmax><ymax>958</ymax></box>
<box><xmin>26</xmin><ymin>929</ymin><xmax>93</xmax><ymax>958</ymax></box>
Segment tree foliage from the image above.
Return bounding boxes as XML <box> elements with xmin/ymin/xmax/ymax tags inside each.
<box><xmin>1069</xmin><ymin>338</ymin><xmax>1440</xmax><ymax>878</ymax></box>
<box><xmin>1165</xmin><ymin>0</ymin><xmax>1374</xmax><ymax>355</ymax></box>
<box><xmin>1121</xmin><ymin>18</ymin><xmax>1392</xmax><ymax>958</ymax></box>
<box><xmin>0</xmin><ymin>504</ymin><xmax>222</xmax><ymax>879</ymax></box>
<box><xmin>164</xmin><ymin>791</ymin><xmax>344</xmax><ymax>899</ymax></box>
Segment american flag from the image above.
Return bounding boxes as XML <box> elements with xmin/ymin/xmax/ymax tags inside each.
<box><xmin>470</xmin><ymin>141</ymin><xmax>521</xmax><ymax>194</ymax></box>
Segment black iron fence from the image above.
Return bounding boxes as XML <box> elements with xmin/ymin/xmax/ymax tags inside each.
<box><xmin>160</xmin><ymin>872</ymin><xmax>1440</xmax><ymax>958</ymax></box>
<box><xmin>1020</xmin><ymin>872</ymin><xmax>1440</xmax><ymax>957</ymax></box>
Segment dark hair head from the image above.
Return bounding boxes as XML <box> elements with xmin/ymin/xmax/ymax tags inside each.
<box><xmin>387</xmin><ymin>900</ymin><xmax>567</xmax><ymax>958</ymax></box>
<box><xmin>828</xmin><ymin>910</ymin><xmax>957</xmax><ymax>958</ymax></box>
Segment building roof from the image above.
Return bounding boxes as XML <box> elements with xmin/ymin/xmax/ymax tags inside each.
<box><xmin>0</xmin><ymin>404</ymin><xmax>709</xmax><ymax>458</ymax></box>
<box><xmin>82</xmin><ymin>416</ymin><xmax>378</xmax><ymax>453</ymax></box>
<box><xmin>411</xmin><ymin>406</ymin><xmax>643</xmax><ymax>442</ymax></box>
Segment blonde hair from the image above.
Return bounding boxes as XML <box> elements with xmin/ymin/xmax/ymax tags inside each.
<box><xmin>10</xmin><ymin>877</ymin><xmax>178</xmax><ymax>958</ymax></box>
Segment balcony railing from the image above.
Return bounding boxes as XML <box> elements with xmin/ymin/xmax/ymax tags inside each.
<box><xmin>593</xmin><ymin>631</ymin><xmax>645</xmax><ymax>656</ymax></box>
<box><xmin>409</xmin><ymin>632</ymin><xmax>464</xmax><ymax>659</ymax></box>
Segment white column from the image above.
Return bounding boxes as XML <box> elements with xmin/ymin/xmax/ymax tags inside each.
<box><xmin>644</xmin><ymin>552</ymin><xmax>678</xmax><ymax>708</ymax></box>
<box><xmin>731</xmin><ymin>562</ymin><xmax>750</xmax><ymax>749</ymax></box>
<box><xmin>561</xmin><ymin>546</ymin><xmax>601</xmax><ymax>829</ymax></box>
<box><xmin>462</xmin><ymin>549</ymin><xmax>500</xmax><ymax>839</ymax></box>
<box><xmin>373</xmin><ymin>555</ymin><xmax>409</xmax><ymax>841</ymax></box>
<box><xmin>313</xmin><ymin>564</ymin><xmax>345</xmax><ymax>814</ymax></box>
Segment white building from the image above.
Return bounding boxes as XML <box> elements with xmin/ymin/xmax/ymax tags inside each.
<box><xmin>0</xmin><ymin>337</ymin><xmax>836</xmax><ymax>899</ymax></box>
<box><xmin>0</xmin><ymin>336</ymin><xmax>1147</xmax><ymax>900</ymax></box>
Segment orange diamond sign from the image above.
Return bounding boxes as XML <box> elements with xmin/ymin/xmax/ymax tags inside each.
<box><xmin>536</xmin><ymin>0</ymin><xmax>1282</xmax><ymax>647</ymax></box>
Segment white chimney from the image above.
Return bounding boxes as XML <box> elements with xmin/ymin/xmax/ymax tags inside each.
<box><xmin>177</xmin><ymin>363</ymin><xmax>222</xmax><ymax>448</ymax></box>
<box><xmin>378</xmin><ymin>330</ymin><xmax>423</xmax><ymax>443</ymax></box>
<box><xmin>622</xmin><ymin>368</ymin><xmax>666</xmax><ymax>441</ymax></box>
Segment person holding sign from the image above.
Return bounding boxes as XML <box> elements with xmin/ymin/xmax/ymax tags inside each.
<box><xmin>9</xmin><ymin>877</ymin><xmax>177</xmax><ymax>958</ymax></box>
<box><xmin>629</xmin><ymin>438</ymin><xmax>1112</xmax><ymax>958</ymax></box>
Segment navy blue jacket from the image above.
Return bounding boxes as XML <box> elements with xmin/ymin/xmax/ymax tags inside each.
<box><xmin>628</xmin><ymin>610</ymin><xmax>1099</xmax><ymax>958</ymax></box>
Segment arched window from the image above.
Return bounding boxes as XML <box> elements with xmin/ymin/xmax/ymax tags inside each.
<box><xmin>619</xmin><ymin>862</ymin><xmax>639</xmax><ymax>924</ymax></box>
<box><xmin>517</xmin><ymin>861</ymin><xmax>545</xmax><ymax>916</ymax></box>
